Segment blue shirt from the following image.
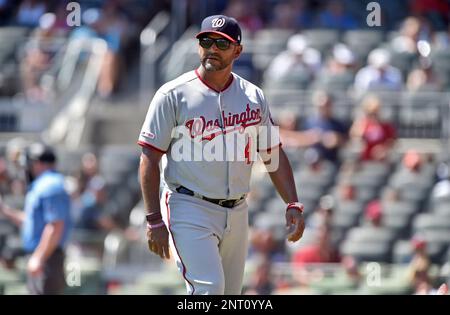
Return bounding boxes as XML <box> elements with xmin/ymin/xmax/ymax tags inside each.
<box><xmin>22</xmin><ymin>170</ymin><xmax>72</xmax><ymax>253</ymax></box>
<box><xmin>304</xmin><ymin>116</ymin><xmax>348</xmax><ymax>162</ymax></box>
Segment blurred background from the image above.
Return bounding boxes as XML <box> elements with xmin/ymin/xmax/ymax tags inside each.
<box><xmin>0</xmin><ymin>0</ymin><xmax>449</xmax><ymax>295</ymax></box>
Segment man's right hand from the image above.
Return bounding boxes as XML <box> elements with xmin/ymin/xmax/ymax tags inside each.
<box><xmin>146</xmin><ymin>223</ymin><xmax>171</xmax><ymax>260</ymax></box>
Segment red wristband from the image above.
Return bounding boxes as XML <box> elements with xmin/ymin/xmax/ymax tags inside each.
<box><xmin>146</xmin><ymin>212</ymin><xmax>162</xmax><ymax>223</ymax></box>
<box><xmin>286</xmin><ymin>202</ymin><xmax>304</xmax><ymax>213</ymax></box>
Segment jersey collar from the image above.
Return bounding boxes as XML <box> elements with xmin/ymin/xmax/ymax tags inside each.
<box><xmin>195</xmin><ymin>69</ymin><xmax>234</xmax><ymax>93</ymax></box>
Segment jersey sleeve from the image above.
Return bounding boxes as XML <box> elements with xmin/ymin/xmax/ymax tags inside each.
<box><xmin>42</xmin><ymin>193</ymin><xmax>70</xmax><ymax>224</ymax></box>
<box><xmin>138</xmin><ymin>91</ymin><xmax>177</xmax><ymax>153</ymax></box>
<box><xmin>257</xmin><ymin>90</ymin><xmax>281</xmax><ymax>152</ymax></box>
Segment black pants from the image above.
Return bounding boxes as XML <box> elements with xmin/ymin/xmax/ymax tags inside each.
<box><xmin>27</xmin><ymin>248</ymin><xmax>66</xmax><ymax>295</ymax></box>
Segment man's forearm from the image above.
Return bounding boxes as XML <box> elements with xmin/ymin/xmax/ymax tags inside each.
<box><xmin>139</xmin><ymin>154</ymin><xmax>162</xmax><ymax>214</ymax></box>
<box><xmin>2</xmin><ymin>206</ymin><xmax>25</xmax><ymax>227</ymax></box>
<box><xmin>33</xmin><ymin>221</ymin><xmax>64</xmax><ymax>261</ymax></box>
<box><xmin>267</xmin><ymin>148</ymin><xmax>299</xmax><ymax>203</ymax></box>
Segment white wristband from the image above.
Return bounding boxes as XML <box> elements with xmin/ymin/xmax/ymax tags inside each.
<box><xmin>147</xmin><ymin>222</ymin><xmax>165</xmax><ymax>229</ymax></box>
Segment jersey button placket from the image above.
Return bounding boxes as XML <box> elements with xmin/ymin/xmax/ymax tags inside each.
<box><xmin>219</xmin><ymin>92</ymin><xmax>231</xmax><ymax>199</ymax></box>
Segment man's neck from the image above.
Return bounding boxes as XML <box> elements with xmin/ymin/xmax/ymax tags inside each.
<box><xmin>35</xmin><ymin>167</ymin><xmax>54</xmax><ymax>179</ymax></box>
<box><xmin>196</xmin><ymin>65</ymin><xmax>233</xmax><ymax>92</ymax></box>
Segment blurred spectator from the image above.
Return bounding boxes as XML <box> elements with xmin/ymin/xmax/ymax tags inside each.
<box><xmin>431</xmin><ymin>162</ymin><xmax>450</xmax><ymax>203</ymax></box>
<box><xmin>390</xmin><ymin>150</ymin><xmax>432</xmax><ymax>191</ymax></box>
<box><xmin>341</xmin><ymin>255</ymin><xmax>361</xmax><ymax>284</ymax></box>
<box><xmin>316</xmin><ymin>0</ymin><xmax>358</xmax><ymax>30</ymax></box>
<box><xmin>263</xmin><ymin>34</ymin><xmax>321</xmax><ymax>89</ymax></box>
<box><xmin>391</xmin><ymin>16</ymin><xmax>432</xmax><ymax>54</ymax></box>
<box><xmin>409</xmin><ymin>0</ymin><xmax>449</xmax><ymax>30</ymax></box>
<box><xmin>307</xmin><ymin>194</ymin><xmax>335</xmax><ymax>230</ymax></box>
<box><xmin>302</xmin><ymin>147</ymin><xmax>335</xmax><ymax>175</ymax></box>
<box><xmin>248</xmin><ymin>227</ymin><xmax>287</xmax><ymax>263</ymax></box>
<box><xmin>71</xmin><ymin>153</ymin><xmax>115</xmax><ymax>231</ymax></box>
<box><xmin>223</xmin><ymin>0</ymin><xmax>264</xmax><ymax>33</ymax></box>
<box><xmin>433</xmin><ymin>24</ymin><xmax>450</xmax><ymax>49</ymax></box>
<box><xmin>406</xmin><ymin>58</ymin><xmax>442</xmax><ymax>92</ymax></box>
<box><xmin>382</xmin><ymin>186</ymin><xmax>402</xmax><ymax>202</ymax></box>
<box><xmin>408</xmin><ymin>236</ymin><xmax>433</xmax><ymax>293</ymax></box>
<box><xmin>50</xmin><ymin>3</ymin><xmax>72</xmax><ymax>34</ymax></box>
<box><xmin>364</xmin><ymin>199</ymin><xmax>383</xmax><ymax>227</ymax></box>
<box><xmin>350</xmin><ymin>95</ymin><xmax>396</xmax><ymax>161</ymax></box>
<box><xmin>0</xmin><ymin>157</ymin><xmax>11</xmax><ymax>195</ymax></box>
<box><xmin>275</xmin><ymin>109</ymin><xmax>298</xmax><ymax>131</ymax></box>
<box><xmin>15</xmin><ymin>0</ymin><xmax>47</xmax><ymax>27</ymax></box>
<box><xmin>280</xmin><ymin>90</ymin><xmax>348</xmax><ymax>164</ymax></box>
<box><xmin>354</xmin><ymin>48</ymin><xmax>403</xmax><ymax>93</ymax></box>
<box><xmin>292</xmin><ymin>148</ymin><xmax>336</xmax><ymax>198</ymax></box>
<box><xmin>337</xmin><ymin>181</ymin><xmax>357</xmax><ymax>202</ymax></box>
<box><xmin>268</xmin><ymin>1</ymin><xmax>298</xmax><ymax>29</ymax></box>
<box><xmin>0</xmin><ymin>0</ymin><xmax>13</xmax><ymax>25</ymax></box>
<box><xmin>315</xmin><ymin>43</ymin><xmax>356</xmax><ymax>90</ymax></box>
<box><xmin>415</xmin><ymin>282</ymin><xmax>449</xmax><ymax>295</ymax></box>
<box><xmin>70</xmin><ymin>6</ymin><xmax>125</xmax><ymax>98</ymax></box>
<box><xmin>292</xmin><ymin>224</ymin><xmax>340</xmax><ymax>266</ymax></box>
<box><xmin>290</xmin><ymin>0</ymin><xmax>314</xmax><ymax>29</ymax></box>
<box><xmin>243</xmin><ymin>256</ymin><xmax>275</xmax><ymax>295</ymax></box>
<box><xmin>5</xmin><ymin>138</ymin><xmax>28</xmax><ymax>197</ymax></box>
<box><xmin>20</xmin><ymin>12</ymin><xmax>66</xmax><ymax>101</ymax></box>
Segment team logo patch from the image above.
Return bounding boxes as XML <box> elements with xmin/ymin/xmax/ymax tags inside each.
<box><xmin>211</xmin><ymin>17</ymin><xmax>225</xmax><ymax>28</ymax></box>
<box><xmin>141</xmin><ymin>131</ymin><xmax>155</xmax><ymax>139</ymax></box>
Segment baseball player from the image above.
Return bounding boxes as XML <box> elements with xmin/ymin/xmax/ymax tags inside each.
<box><xmin>138</xmin><ymin>15</ymin><xmax>305</xmax><ymax>295</ymax></box>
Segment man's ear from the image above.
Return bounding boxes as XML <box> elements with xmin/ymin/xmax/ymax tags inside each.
<box><xmin>234</xmin><ymin>45</ymin><xmax>243</xmax><ymax>60</ymax></box>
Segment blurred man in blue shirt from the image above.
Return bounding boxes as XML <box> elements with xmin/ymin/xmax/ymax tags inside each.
<box><xmin>280</xmin><ymin>90</ymin><xmax>348</xmax><ymax>164</ymax></box>
<box><xmin>0</xmin><ymin>143</ymin><xmax>71</xmax><ymax>294</ymax></box>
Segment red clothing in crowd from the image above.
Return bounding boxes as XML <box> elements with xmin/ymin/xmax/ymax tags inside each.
<box><xmin>360</xmin><ymin>118</ymin><xmax>396</xmax><ymax>160</ymax></box>
<box><xmin>410</xmin><ymin>0</ymin><xmax>450</xmax><ymax>15</ymax></box>
<box><xmin>292</xmin><ymin>244</ymin><xmax>340</xmax><ymax>266</ymax></box>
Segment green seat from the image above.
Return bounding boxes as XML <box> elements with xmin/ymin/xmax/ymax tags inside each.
<box><xmin>309</xmin><ymin>271</ymin><xmax>358</xmax><ymax>295</ymax></box>
<box><xmin>4</xmin><ymin>283</ymin><xmax>28</xmax><ymax>295</ymax></box>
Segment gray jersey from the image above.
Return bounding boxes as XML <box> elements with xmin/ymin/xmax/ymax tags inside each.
<box><xmin>138</xmin><ymin>70</ymin><xmax>280</xmax><ymax>199</ymax></box>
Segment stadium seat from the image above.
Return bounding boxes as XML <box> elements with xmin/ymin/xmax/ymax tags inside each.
<box><xmin>392</xmin><ymin>240</ymin><xmax>414</xmax><ymax>264</ymax></box>
<box><xmin>431</xmin><ymin>49</ymin><xmax>450</xmax><ymax>89</ymax></box>
<box><xmin>380</xmin><ymin>212</ymin><xmax>413</xmax><ymax>239</ymax></box>
<box><xmin>334</xmin><ymin>200</ymin><xmax>364</xmax><ymax>216</ymax></box>
<box><xmin>340</xmin><ymin>239</ymin><xmax>391</xmax><ymax>263</ymax></box>
<box><xmin>388</xmin><ymin>51</ymin><xmax>416</xmax><ymax>78</ymax></box>
<box><xmin>381</xmin><ymin>200</ymin><xmax>419</xmax><ymax>217</ymax></box>
<box><xmin>252</xmin><ymin>29</ymin><xmax>294</xmax><ymax>71</ymax></box>
<box><xmin>0</xmin><ymin>219</ymin><xmax>15</xmax><ymax>237</ymax></box>
<box><xmin>433</xmin><ymin>202</ymin><xmax>450</xmax><ymax>217</ymax></box>
<box><xmin>303</xmin><ymin>29</ymin><xmax>340</xmax><ymax>54</ymax></box>
<box><xmin>343</xmin><ymin>30</ymin><xmax>384</xmax><ymax>62</ymax></box>
<box><xmin>331</xmin><ymin>212</ymin><xmax>360</xmax><ymax>234</ymax></box>
<box><xmin>346</xmin><ymin>226</ymin><xmax>396</xmax><ymax>244</ymax></box>
<box><xmin>413</xmin><ymin>214</ymin><xmax>450</xmax><ymax>233</ymax></box>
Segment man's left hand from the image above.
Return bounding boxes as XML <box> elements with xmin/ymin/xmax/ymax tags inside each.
<box><xmin>27</xmin><ymin>254</ymin><xmax>44</xmax><ymax>277</ymax></box>
<box><xmin>285</xmin><ymin>204</ymin><xmax>305</xmax><ymax>242</ymax></box>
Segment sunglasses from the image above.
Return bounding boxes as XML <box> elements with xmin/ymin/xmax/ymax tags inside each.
<box><xmin>199</xmin><ymin>37</ymin><xmax>235</xmax><ymax>50</ymax></box>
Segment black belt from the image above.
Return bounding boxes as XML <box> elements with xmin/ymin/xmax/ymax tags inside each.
<box><xmin>176</xmin><ymin>186</ymin><xmax>245</xmax><ymax>208</ymax></box>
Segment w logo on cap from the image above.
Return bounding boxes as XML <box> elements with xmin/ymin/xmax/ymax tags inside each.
<box><xmin>211</xmin><ymin>17</ymin><xmax>225</xmax><ymax>28</ymax></box>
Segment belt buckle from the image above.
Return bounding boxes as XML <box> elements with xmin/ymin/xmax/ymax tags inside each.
<box><xmin>218</xmin><ymin>199</ymin><xmax>228</xmax><ymax>207</ymax></box>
